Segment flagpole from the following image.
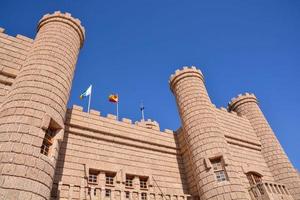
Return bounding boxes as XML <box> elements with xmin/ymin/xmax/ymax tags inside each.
<box><xmin>87</xmin><ymin>85</ymin><xmax>92</xmax><ymax>113</ymax></box>
<box><xmin>116</xmin><ymin>97</ymin><xmax>119</xmax><ymax>120</ymax></box>
<box><xmin>140</xmin><ymin>101</ymin><xmax>145</xmax><ymax>121</ymax></box>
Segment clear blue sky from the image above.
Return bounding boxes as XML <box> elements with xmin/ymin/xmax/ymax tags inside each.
<box><xmin>1</xmin><ymin>1</ymin><xmax>299</xmax><ymax>170</ymax></box>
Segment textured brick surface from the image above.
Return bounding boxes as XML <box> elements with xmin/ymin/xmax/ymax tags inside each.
<box><xmin>0</xmin><ymin>11</ymin><xmax>299</xmax><ymax>200</ymax></box>
<box><xmin>50</xmin><ymin>107</ymin><xmax>190</xmax><ymax>200</ymax></box>
<box><xmin>0</xmin><ymin>11</ymin><xmax>84</xmax><ymax>200</ymax></box>
<box><xmin>228</xmin><ymin>93</ymin><xmax>300</xmax><ymax>200</ymax></box>
<box><xmin>169</xmin><ymin>66</ymin><xmax>248</xmax><ymax>200</ymax></box>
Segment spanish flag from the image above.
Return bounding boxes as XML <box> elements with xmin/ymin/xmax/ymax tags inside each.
<box><xmin>108</xmin><ymin>94</ymin><xmax>118</xmax><ymax>103</ymax></box>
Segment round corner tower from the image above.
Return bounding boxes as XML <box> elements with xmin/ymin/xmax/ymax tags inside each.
<box><xmin>0</xmin><ymin>11</ymin><xmax>84</xmax><ymax>199</ymax></box>
<box><xmin>169</xmin><ymin>66</ymin><xmax>248</xmax><ymax>200</ymax></box>
<box><xmin>228</xmin><ymin>93</ymin><xmax>300</xmax><ymax>200</ymax></box>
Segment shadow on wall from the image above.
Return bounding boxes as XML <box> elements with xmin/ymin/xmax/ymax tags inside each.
<box><xmin>50</xmin><ymin>116</ymin><xmax>72</xmax><ymax>199</ymax></box>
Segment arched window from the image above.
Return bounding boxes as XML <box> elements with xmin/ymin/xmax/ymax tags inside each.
<box><xmin>246</xmin><ymin>172</ymin><xmax>262</xmax><ymax>186</ymax></box>
<box><xmin>246</xmin><ymin>172</ymin><xmax>264</xmax><ymax>195</ymax></box>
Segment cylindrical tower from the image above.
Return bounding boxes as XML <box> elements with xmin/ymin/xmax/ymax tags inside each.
<box><xmin>228</xmin><ymin>93</ymin><xmax>300</xmax><ymax>200</ymax></box>
<box><xmin>170</xmin><ymin>66</ymin><xmax>248</xmax><ymax>200</ymax></box>
<box><xmin>0</xmin><ymin>11</ymin><xmax>84</xmax><ymax>199</ymax></box>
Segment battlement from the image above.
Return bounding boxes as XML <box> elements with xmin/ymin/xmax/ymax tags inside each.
<box><xmin>169</xmin><ymin>66</ymin><xmax>204</xmax><ymax>92</ymax></box>
<box><xmin>0</xmin><ymin>27</ymin><xmax>33</xmax><ymax>44</ymax></box>
<box><xmin>228</xmin><ymin>92</ymin><xmax>258</xmax><ymax>112</ymax></box>
<box><xmin>0</xmin><ymin>27</ymin><xmax>33</xmax><ymax>88</ymax></box>
<box><xmin>69</xmin><ymin>105</ymin><xmax>174</xmax><ymax>134</ymax></box>
<box><xmin>135</xmin><ymin>119</ymin><xmax>160</xmax><ymax>130</ymax></box>
<box><xmin>38</xmin><ymin>11</ymin><xmax>85</xmax><ymax>48</ymax></box>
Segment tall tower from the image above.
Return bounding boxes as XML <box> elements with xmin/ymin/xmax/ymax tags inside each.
<box><xmin>169</xmin><ymin>66</ymin><xmax>248</xmax><ymax>200</ymax></box>
<box><xmin>0</xmin><ymin>11</ymin><xmax>84</xmax><ymax>200</ymax></box>
<box><xmin>228</xmin><ymin>93</ymin><xmax>300</xmax><ymax>200</ymax></box>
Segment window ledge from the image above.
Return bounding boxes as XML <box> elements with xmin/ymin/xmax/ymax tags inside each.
<box><xmin>105</xmin><ymin>184</ymin><xmax>115</xmax><ymax>188</ymax></box>
<box><xmin>88</xmin><ymin>182</ymin><xmax>98</xmax><ymax>185</ymax></box>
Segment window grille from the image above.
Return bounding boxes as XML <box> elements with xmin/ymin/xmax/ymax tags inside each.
<box><xmin>141</xmin><ymin>193</ymin><xmax>147</xmax><ymax>200</ymax></box>
<box><xmin>140</xmin><ymin>178</ymin><xmax>148</xmax><ymax>189</ymax></box>
<box><xmin>105</xmin><ymin>189</ymin><xmax>111</xmax><ymax>197</ymax></box>
<box><xmin>126</xmin><ymin>176</ymin><xmax>133</xmax><ymax>187</ymax></box>
<box><xmin>126</xmin><ymin>191</ymin><xmax>130</xmax><ymax>199</ymax></box>
<box><xmin>40</xmin><ymin>128</ymin><xmax>55</xmax><ymax>156</ymax></box>
<box><xmin>211</xmin><ymin>158</ymin><xmax>228</xmax><ymax>182</ymax></box>
<box><xmin>105</xmin><ymin>173</ymin><xmax>115</xmax><ymax>185</ymax></box>
<box><xmin>88</xmin><ymin>171</ymin><xmax>98</xmax><ymax>183</ymax></box>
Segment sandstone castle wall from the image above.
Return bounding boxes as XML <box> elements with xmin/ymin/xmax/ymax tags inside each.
<box><xmin>0</xmin><ymin>11</ymin><xmax>299</xmax><ymax>200</ymax></box>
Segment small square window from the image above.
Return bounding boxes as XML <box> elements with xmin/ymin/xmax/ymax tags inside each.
<box><xmin>105</xmin><ymin>173</ymin><xmax>115</xmax><ymax>185</ymax></box>
<box><xmin>140</xmin><ymin>177</ymin><xmax>148</xmax><ymax>189</ymax></box>
<box><xmin>210</xmin><ymin>157</ymin><xmax>228</xmax><ymax>182</ymax></box>
<box><xmin>105</xmin><ymin>189</ymin><xmax>111</xmax><ymax>197</ymax></box>
<box><xmin>126</xmin><ymin>175</ymin><xmax>134</xmax><ymax>187</ymax></box>
<box><xmin>125</xmin><ymin>191</ymin><xmax>130</xmax><ymax>199</ymax></box>
<box><xmin>88</xmin><ymin>171</ymin><xmax>98</xmax><ymax>183</ymax></box>
<box><xmin>87</xmin><ymin>188</ymin><xmax>91</xmax><ymax>195</ymax></box>
<box><xmin>141</xmin><ymin>193</ymin><xmax>147</xmax><ymax>200</ymax></box>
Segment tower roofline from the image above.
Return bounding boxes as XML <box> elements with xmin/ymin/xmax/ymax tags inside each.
<box><xmin>228</xmin><ymin>92</ymin><xmax>258</xmax><ymax>112</ymax></box>
<box><xmin>38</xmin><ymin>11</ymin><xmax>85</xmax><ymax>48</ymax></box>
<box><xmin>169</xmin><ymin>66</ymin><xmax>203</xmax><ymax>93</ymax></box>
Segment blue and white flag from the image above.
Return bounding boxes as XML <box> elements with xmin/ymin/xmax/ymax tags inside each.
<box><xmin>79</xmin><ymin>85</ymin><xmax>92</xmax><ymax>99</ymax></box>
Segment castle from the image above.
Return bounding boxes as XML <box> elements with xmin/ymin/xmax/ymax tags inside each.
<box><xmin>0</xmin><ymin>11</ymin><xmax>299</xmax><ymax>200</ymax></box>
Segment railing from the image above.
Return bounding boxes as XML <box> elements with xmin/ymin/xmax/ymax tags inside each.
<box><xmin>248</xmin><ymin>181</ymin><xmax>294</xmax><ymax>200</ymax></box>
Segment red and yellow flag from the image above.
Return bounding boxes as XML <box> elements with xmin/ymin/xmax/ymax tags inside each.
<box><xmin>108</xmin><ymin>94</ymin><xmax>118</xmax><ymax>103</ymax></box>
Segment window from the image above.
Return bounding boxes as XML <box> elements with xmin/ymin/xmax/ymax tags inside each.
<box><xmin>88</xmin><ymin>171</ymin><xmax>98</xmax><ymax>183</ymax></box>
<box><xmin>140</xmin><ymin>177</ymin><xmax>148</xmax><ymax>189</ymax></box>
<box><xmin>141</xmin><ymin>193</ymin><xmax>147</xmax><ymax>200</ymax></box>
<box><xmin>246</xmin><ymin>172</ymin><xmax>262</xmax><ymax>186</ymax></box>
<box><xmin>105</xmin><ymin>173</ymin><xmax>115</xmax><ymax>185</ymax></box>
<box><xmin>211</xmin><ymin>158</ymin><xmax>228</xmax><ymax>182</ymax></box>
<box><xmin>246</xmin><ymin>172</ymin><xmax>263</xmax><ymax>194</ymax></box>
<box><xmin>105</xmin><ymin>189</ymin><xmax>111</xmax><ymax>197</ymax></box>
<box><xmin>125</xmin><ymin>191</ymin><xmax>130</xmax><ymax>199</ymax></box>
<box><xmin>88</xmin><ymin>188</ymin><xmax>91</xmax><ymax>195</ymax></box>
<box><xmin>94</xmin><ymin>188</ymin><xmax>97</xmax><ymax>196</ymax></box>
<box><xmin>126</xmin><ymin>175</ymin><xmax>133</xmax><ymax>187</ymax></box>
<box><xmin>40</xmin><ymin>128</ymin><xmax>55</xmax><ymax>156</ymax></box>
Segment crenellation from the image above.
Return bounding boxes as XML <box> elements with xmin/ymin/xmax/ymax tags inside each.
<box><xmin>89</xmin><ymin>109</ymin><xmax>100</xmax><ymax>116</ymax></box>
<box><xmin>71</xmin><ymin>104</ymin><xmax>83</xmax><ymax>111</ymax></box>
<box><xmin>164</xmin><ymin>129</ymin><xmax>174</xmax><ymax>134</ymax></box>
<box><xmin>107</xmin><ymin>113</ymin><xmax>117</xmax><ymax>120</ymax></box>
<box><xmin>1</xmin><ymin>11</ymin><xmax>299</xmax><ymax>200</ymax></box>
<box><xmin>38</xmin><ymin>11</ymin><xmax>85</xmax><ymax>48</ymax></box>
<box><xmin>16</xmin><ymin>34</ymin><xmax>34</xmax><ymax>43</ymax></box>
<box><xmin>122</xmin><ymin>117</ymin><xmax>132</xmax><ymax>124</ymax></box>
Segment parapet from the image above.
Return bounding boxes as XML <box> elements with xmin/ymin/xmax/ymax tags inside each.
<box><xmin>228</xmin><ymin>92</ymin><xmax>258</xmax><ymax>112</ymax></box>
<box><xmin>37</xmin><ymin>11</ymin><xmax>85</xmax><ymax>48</ymax></box>
<box><xmin>68</xmin><ymin>105</ymin><xmax>175</xmax><ymax>134</ymax></box>
<box><xmin>169</xmin><ymin>66</ymin><xmax>204</xmax><ymax>93</ymax></box>
<box><xmin>135</xmin><ymin>119</ymin><xmax>160</xmax><ymax>131</ymax></box>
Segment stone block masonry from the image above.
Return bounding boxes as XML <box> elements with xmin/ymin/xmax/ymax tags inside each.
<box><xmin>0</xmin><ymin>11</ymin><xmax>299</xmax><ymax>200</ymax></box>
<box><xmin>0</xmin><ymin>11</ymin><xmax>84</xmax><ymax>200</ymax></box>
